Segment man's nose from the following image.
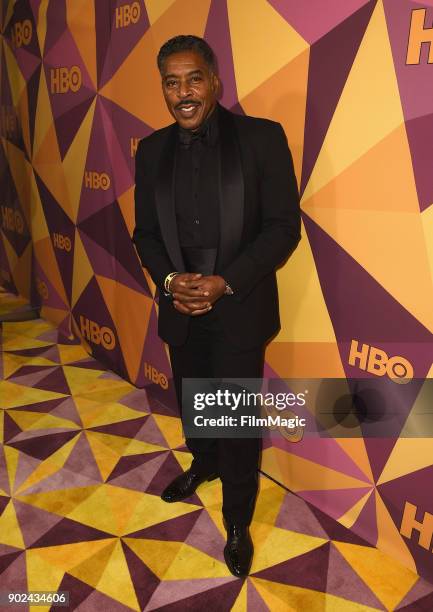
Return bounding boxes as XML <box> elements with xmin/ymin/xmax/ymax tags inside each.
<box><xmin>178</xmin><ymin>80</ymin><xmax>191</xmax><ymax>98</ymax></box>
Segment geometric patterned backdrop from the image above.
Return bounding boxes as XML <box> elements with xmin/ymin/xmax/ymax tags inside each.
<box><xmin>0</xmin><ymin>0</ymin><xmax>432</xmax><ymax>583</ymax></box>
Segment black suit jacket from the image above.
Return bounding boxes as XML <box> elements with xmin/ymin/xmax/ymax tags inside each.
<box><xmin>133</xmin><ymin>103</ymin><xmax>301</xmax><ymax>348</ymax></box>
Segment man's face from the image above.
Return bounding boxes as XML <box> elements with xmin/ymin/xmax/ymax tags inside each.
<box><xmin>160</xmin><ymin>50</ymin><xmax>219</xmax><ymax>131</ymax></box>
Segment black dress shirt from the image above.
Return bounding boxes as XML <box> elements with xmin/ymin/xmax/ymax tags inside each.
<box><xmin>175</xmin><ymin>104</ymin><xmax>220</xmax><ymax>250</ymax></box>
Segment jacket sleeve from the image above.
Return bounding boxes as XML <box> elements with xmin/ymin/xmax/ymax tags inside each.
<box><xmin>132</xmin><ymin>138</ymin><xmax>174</xmax><ymax>292</ymax></box>
<box><xmin>221</xmin><ymin>122</ymin><xmax>301</xmax><ymax>302</ymax></box>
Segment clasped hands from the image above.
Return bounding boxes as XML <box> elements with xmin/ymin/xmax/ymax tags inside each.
<box><xmin>169</xmin><ymin>273</ymin><xmax>226</xmax><ymax>316</ymax></box>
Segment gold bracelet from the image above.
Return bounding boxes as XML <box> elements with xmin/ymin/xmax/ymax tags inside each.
<box><xmin>164</xmin><ymin>272</ymin><xmax>179</xmax><ymax>293</ymax></box>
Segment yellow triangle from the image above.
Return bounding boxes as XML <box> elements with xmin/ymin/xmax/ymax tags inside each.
<box><xmin>57</xmin><ymin>343</ymin><xmax>90</xmax><ymax>364</ymax></box>
<box><xmin>69</xmin><ymin>538</ymin><xmax>117</xmax><ymax>587</ymax></box>
<box><xmin>421</xmin><ymin>204</ymin><xmax>433</xmax><ymax>280</ymax></box>
<box><xmin>334</xmin><ymin>538</ymin><xmax>418</xmax><ymax>610</ymax></box>
<box><xmin>16</xmin><ymin>486</ymin><xmax>99</xmax><ymax>519</ymax></box>
<box><xmin>228</xmin><ymin>0</ymin><xmax>308</xmax><ymax>100</ymax></box>
<box><xmin>74</xmin><ymin>398</ymin><xmax>145</xmax><ymax>429</ymax></box>
<box><xmin>163</xmin><ymin>542</ymin><xmax>228</xmax><ymax>579</ymax></box>
<box><xmin>377</xmin><ymin>439</ymin><xmax>433</xmax><ymax>485</ymax></box>
<box><xmin>26</xmin><ymin>549</ymin><xmax>65</xmax><ymax>593</ymax></box>
<box><xmin>251</xmin><ymin>524</ymin><xmax>327</xmax><ymax>573</ymax></box>
<box><xmin>124</xmin><ymin>439</ymin><xmax>166</xmax><ymax>456</ymax></box>
<box><xmin>400</xmin><ymin>377</ymin><xmax>433</xmax><ymax>437</ymax></box>
<box><xmin>338</xmin><ymin>490</ymin><xmax>373</xmax><ymax>529</ymax></box>
<box><xmin>95</xmin><ymin>539</ymin><xmax>140</xmax><ymax>610</ymax></box>
<box><xmin>144</xmin><ymin>0</ymin><xmax>176</xmax><ymax>25</ymax></box>
<box><xmin>303</xmin><ymin>1</ymin><xmax>404</xmax><ymax>201</ymax></box>
<box><xmin>66</xmin><ymin>0</ymin><xmax>97</xmax><ymax>89</ymax></box>
<box><xmin>29</xmin><ymin>539</ymin><xmax>115</xmax><ymax>574</ymax></box>
<box><xmin>274</xmin><ymin>220</ymin><xmax>337</xmax><ymax>342</ymax></box>
<box><xmin>15</xmin><ymin>435</ymin><xmax>80</xmax><ymax>495</ymax></box>
<box><xmin>123</xmin><ymin>491</ymin><xmax>202</xmax><ymax>535</ymax></box>
<box><xmin>375</xmin><ymin>490</ymin><xmax>417</xmax><ymax>574</ymax></box>
<box><xmin>261</xmin><ymin>446</ymin><xmax>371</xmax><ymax>492</ymax></box>
<box><xmin>302</xmin><ymin>207</ymin><xmax>433</xmax><ymax>332</ymax></box>
<box><xmin>152</xmin><ymin>414</ymin><xmax>184</xmax><ymax>449</ymax></box>
<box><xmin>0</xmin><ymin>500</ymin><xmax>25</xmax><ymax>548</ymax></box>
<box><xmin>63</xmin><ymin>98</ymin><xmax>96</xmax><ymax>223</ymax></box>
<box><xmin>7</xmin><ymin>409</ymin><xmax>79</xmax><ymax>432</ymax></box>
<box><xmin>71</xmin><ymin>228</ymin><xmax>95</xmax><ymax>307</ymax></box>
<box><xmin>34</xmin><ymin>0</ymin><xmax>49</xmax><ymax>56</ymax></box>
<box><xmin>252</xmin><ymin>578</ymin><xmax>328</xmax><ymax>611</ymax></box>
<box><xmin>3</xmin><ymin>445</ymin><xmax>20</xmax><ymax>494</ymax></box>
<box><xmin>124</xmin><ymin>538</ymin><xmax>182</xmax><ymax>579</ymax></box>
<box><xmin>95</xmin><ymin>276</ymin><xmax>153</xmax><ymax>382</ymax></box>
<box><xmin>241</xmin><ymin>50</ymin><xmax>309</xmax><ymax>182</ymax></box>
<box><xmin>0</xmin><ymin>380</ymin><xmax>67</xmax><ymax>409</ymax></box>
<box><xmin>100</xmin><ymin>0</ymin><xmax>211</xmax><ymax>129</ymax></box>
<box><xmin>84</xmin><ymin>430</ymin><xmax>126</xmax><ymax>482</ymax></box>
<box><xmin>3</xmin><ymin>41</ymin><xmax>27</xmax><ymax>105</ymax></box>
<box><xmin>334</xmin><ymin>439</ymin><xmax>374</xmax><ymax>483</ymax></box>
<box><xmin>231</xmin><ymin>580</ymin><xmax>248</xmax><ymax>611</ymax></box>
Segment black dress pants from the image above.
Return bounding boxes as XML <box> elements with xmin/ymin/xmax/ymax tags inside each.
<box><xmin>169</xmin><ymin>308</ymin><xmax>264</xmax><ymax>526</ymax></box>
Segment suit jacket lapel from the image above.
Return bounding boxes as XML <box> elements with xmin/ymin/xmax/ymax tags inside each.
<box><xmin>154</xmin><ymin>124</ymin><xmax>185</xmax><ymax>272</ymax></box>
<box><xmin>216</xmin><ymin>105</ymin><xmax>244</xmax><ymax>271</ymax></box>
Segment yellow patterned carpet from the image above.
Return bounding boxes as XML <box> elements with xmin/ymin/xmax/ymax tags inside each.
<box><xmin>1</xmin><ymin>290</ymin><xmax>432</xmax><ymax>611</ymax></box>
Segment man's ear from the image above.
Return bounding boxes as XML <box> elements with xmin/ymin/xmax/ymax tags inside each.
<box><xmin>212</xmin><ymin>73</ymin><xmax>221</xmax><ymax>97</ymax></box>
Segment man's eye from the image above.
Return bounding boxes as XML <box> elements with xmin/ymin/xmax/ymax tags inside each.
<box><xmin>166</xmin><ymin>80</ymin><xmax>177</xmax><ymax>87</ymax></box>
<box><xmin>191</xmin><ymin>76</ymin><xmax>202</xmax><ymax>82</ymax></box>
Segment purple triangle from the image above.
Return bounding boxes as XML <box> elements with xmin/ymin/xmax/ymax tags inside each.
<box><xmin>107</xmin><ymin>451</ymin><xmax>166</xmax><ymax>481</ymax></box>
<box><xmin>76</xmin><ymin>98</ymin><xmax>117</xmax><ymax>223</ymax></box>
<box><xmin>71</xmin><ymin>276</ymin><xmax>129</xmax><ymax>380</ymax></box>
<box><xmin>108</xmin><ymin>452</ymin><xmax>167</xmax><ymax>491</ymax></box>
<box><xmin>35</xmin><ymin>171</ymin><xmax>75</xmax><ymax>302</ymax></box>
<box><xmin>99</xmin><ymin>1</ymin><xmax>150</xmax><ymax>88</ymax></box>
<box><xmin>121</xmin><ymin>540</ymin><xmax>160</xmax><ymax>611</ymax></box>
<box><xmin>204</xmin><ymin>0</ymin><xmax>238</xmax><ymax>108</ymax></box>
<box><xmin>89</xmin><ymin>415</ymin><xmax>148</xmax><ymax>438</ymax></box>
<box><xmin>0</xmin><ymin>550</ymin><xmax>23</xmax><ymax>576</ymax></box>
<box><xmin>127</xmin><ymin>508</ymin><xmax>202</xmax><ymax>541</ymax></box>
<box><xmin>269</xmin><ymin>0</ymin><xmax>372</xmax><ymax>43</ymax></box>
<box><xmin>32</xmin><ymin>366</ymin><xmax>71</xmax><ymax>394</ymax></box>
<box><xmin>405</xmin><ymin>113</ymin><xmax>433</xmax><ymax>212</ymax></box>
<box><xmin>307</xmin><ymin>500</ymin><xmax>374</xmax><ymax>546</ymax></box>
<box><xmin>253</xmin><ymin>541</ymin><xmax>330</xmax><ymax>590</ymax></box>
<box><xmin>3</xmin><ymin>412</ymin><xmax>22</xmax><ymax>444</ymax></box>
<box><xmin>297</xmin><ymin>487</ymin><xmax>373</xmax><ymax>525</ymax></box>
<box><xmin>55</xmin><ymin>573</ymin><xmax>95</xmax><ymax>610</ymax></box>
<box><xmin>0</xmin><ymin>447</ymin><xmax>10</xmax><ymax>495</ymax></box>
<box><xmin>152</xmin><ymin>578</ymin><xmax>243</xmax><ymax>612</ymax></box>
<box><xmin>8</xmin><ymin>397</ymin><xmax>67</xmax><ymax>414</ymax></box>
<box><xmin>184</xmin><ymin>509</ymin><xmax>227</xmax><ymax>562</ymax></box>
<box><xmin>300</xmin><ymin>1</ymin><xmax>376</xmax><ymax>193</ymax></box>
<box><xmin>347</xmin><ymin>488</ymin><xmax>378</xmax><ymax>546</ymax></box>
<box><xmin>0</xmin><ymin>497</ymin><xmax>10</xmax><ymax>518</ymax></box>
<box><xmin>77</xmin><ymin>200</ymin><xmax>150</xmax><ymax>293</ymax></box>
<box><xmin>8</xmin><ymin>430</ymin><xmax>79</xmax><ymax>460</ymax></box>
<box><xmin>396</xmin><ymin>577</ymin><xmax>433</xmax><ymax>610</ymax></box>
<box><xmin>378</xmin><ymin>464</ymin><xmax>433</xmax><ymax>585</ymax></box>
<box><xmin>30</xmin><ymin>516</ymin><xmax>113</xmax><ymax>548</ymax></box>
<box><xmin>7</xmin><ymin>365</ymin><xmax>58</xmax><ymax>387</ymax></box>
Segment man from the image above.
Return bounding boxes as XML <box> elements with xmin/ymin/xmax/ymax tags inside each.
<box><xmin>133</xmin><ymin>35</ymin><xmax>301</xmax><ymax>577</ymax></box>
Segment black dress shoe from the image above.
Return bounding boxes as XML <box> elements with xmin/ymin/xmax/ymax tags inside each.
<box><xmin>223</xmin><ymin>522</ymin><xmax>254</xmax><ymax>577</ymax></box>
<box><xmin>161</xmin><ymin>469</ymin><xmax>218</xmax><ymax>503</ymax></box>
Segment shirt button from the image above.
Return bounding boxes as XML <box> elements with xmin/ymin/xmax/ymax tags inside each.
<box><xmin>194</xmin><ymin>219</ymin><xmax>200</xmax><ymax>224</ymax></box>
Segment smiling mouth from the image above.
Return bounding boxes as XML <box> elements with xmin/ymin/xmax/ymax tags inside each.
<box><xmin>177</xmin><ymin>103</ymin><xmax>200</xmax><ymax>115</ymax></box>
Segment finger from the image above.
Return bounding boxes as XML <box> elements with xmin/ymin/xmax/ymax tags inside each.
<box><xmin>191</xmin><ymin>305</ymin><xmax>213</xmax><ymax>316</ymax></box>
<box><xmin>173</xmin><ymin>301</ymin><xmax>190</xmax><ymax>315</ymax></box>
<box><xmin>173</xmin><ymin>291</ymin><xmax>208</xmax><ymax>303</ymax></box>
<box><xmin>179</xmin><ymin>273</ymin><xmax>202</xmax><ymax>287</ymax></box>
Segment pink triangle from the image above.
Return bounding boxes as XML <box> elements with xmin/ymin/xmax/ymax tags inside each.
<box><xmin>109</xmin><ymin>453</ymin><xmax>167</xmax><ymax>492</ymax></box>
<box><xmin>184</xmin><ymin>509</ymin><xmax>226</xmax><ymax>562</ymax></box>
<box><xmin>62</xmin><ymin>432</ymin><xmax>103</xmax><ymax>481</ymax></box>
<box><xmin>13</xmin><ymin>499</ymin><xmax>63</xmax><ymax>548</ymax></box>
<box><xmin>297</xmin><ymin>487</ymin><xmax>373</xmax><ymax>524</ymax></box>
<box><xmin>327</xmin><ymin>542</ymin><xmax>384</xmax><ymax>608</ymax></box>
<box><xmin>145</xmin><ymin>577</ymin><xmax>236</xmax><ymax>611</ymax></box>
<box><xmin>275</xmin><ymin>491</ymin><xmax>329</xmax><ymax>539</ymax></box>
